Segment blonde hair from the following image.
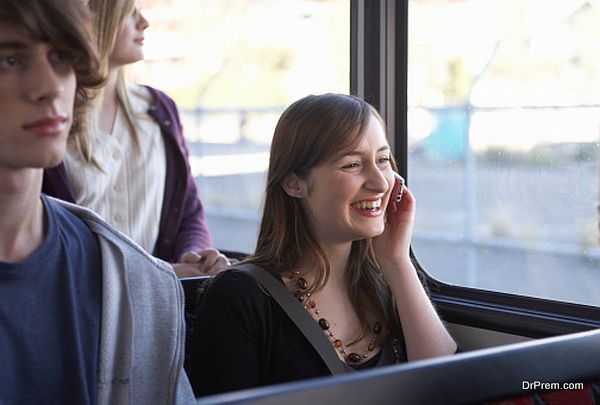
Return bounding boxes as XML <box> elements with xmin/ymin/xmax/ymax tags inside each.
<box><xmin>73</xmin><ymin>0</ymin><xmax>139</xmax><ymax>166</ymax></box>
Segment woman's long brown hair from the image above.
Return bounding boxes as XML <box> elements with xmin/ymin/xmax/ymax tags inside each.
<box><xmin>246</xmin><ymin>93</ymin><xmax>398</xmax><ymax>339</ymax></box>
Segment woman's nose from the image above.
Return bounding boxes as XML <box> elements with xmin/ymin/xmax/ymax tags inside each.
<box><xmin>364</xmin><ymin>165</ymin><xmax>389</xmax><ymax>193</ymax></box>
<box><xmin>136</xmin><ymin>9</ymin><xmax>149</xmax><ymax>30</ymax></box>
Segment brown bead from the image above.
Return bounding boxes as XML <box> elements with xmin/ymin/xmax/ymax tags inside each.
<box><xmin>318</xmin><ymin>318</ymin><xmax>330</xmax><ymax>330</ymax></box>
<box><xmin>307</xmin><ymin>300</ymin><xmax>316</xmax><ymax>309</ymax></box>
<box><xmin>368</xmin><ymin>342</ymin><xmax>376</xmax><ymax>351</ymax></box>
<box><xmin>297</xmin><ymin>277</ymin><xmax>308</xmax><ymax>290</ymax></box>
<box><xmin>334</xmin><ymin>339</ymin><xmax>343</xmax><ymax>348</ymax></box>
<box><xmin>347</xmin><ymin>353</ymin><xmax>362</xmax><ymax>363</ymax></box>
<box><xmin>294</xmin><ymin>291</ymin><xmax>305</xmax><ymax>302</ymax></box>
<box><xmin>373</xmin><ymin>321</ymin><xmax>382</xmax><ymax>335</ymax></box>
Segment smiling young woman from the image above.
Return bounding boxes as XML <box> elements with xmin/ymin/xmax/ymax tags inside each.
<box><xmin>189</xmin><ymin>93</ymin><xmax>457</xmax><ymax>397</ymax></box>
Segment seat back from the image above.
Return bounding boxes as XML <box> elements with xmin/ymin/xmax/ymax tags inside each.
<box><xmin>194</xmin><ymin>329</ymin><xmax>600</xmax><ymax>404</ymax></box>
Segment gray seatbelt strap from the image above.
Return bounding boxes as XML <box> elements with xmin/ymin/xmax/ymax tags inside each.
<box><xmin>239</xmin><ymin>263</ymin><xmax>347</xmax><ymax>375</ymax></box>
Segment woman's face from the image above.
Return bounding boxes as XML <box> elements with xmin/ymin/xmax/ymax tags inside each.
<box><xmin>110</xmin><ymin>7</ymin><xmax>149</xmax><ymax>68</ymax></box>
<box><xmin>298</xmin><ymin>115</ymin><xmax>395</xmax><ymax>246</ymax></box>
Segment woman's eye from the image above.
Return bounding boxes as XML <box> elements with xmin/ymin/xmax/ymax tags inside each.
<box><xmin>378</xmin><ymin>156</ymin><xmax>391</xmax><ymax>165</ymax></box>
<box><xmin>341</xmin><ymin>162</ymin><xmax>360</xmax><ymax>169</ymax></box>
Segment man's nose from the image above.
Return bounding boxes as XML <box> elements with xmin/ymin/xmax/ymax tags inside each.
<box><xmin>26</xmin><ymin>58</ymin><xmax>64</xmax><ymax>105</ymax></box>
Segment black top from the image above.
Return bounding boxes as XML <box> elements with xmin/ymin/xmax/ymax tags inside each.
<box><xmin>0</xmin><ymin>194</ymin><xmax>102</xmax><ymax>404</ymax></box>
<box><xmin>190</xmin><ymin>268</ymin><xmax>406</xmax><ymax>397</ymax></box>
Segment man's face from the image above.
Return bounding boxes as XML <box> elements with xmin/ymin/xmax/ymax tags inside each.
<box><xmin>0</xmin><ymin>25</ymin><xmax>76</xmax><ymax>172</ymax></box>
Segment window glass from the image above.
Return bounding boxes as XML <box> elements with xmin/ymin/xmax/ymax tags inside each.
<box><xmin>134</xmin><ymin>0</ymin><xmax>350</xmax><ymax>253</ymax></box>
<box><xmin>408</xmin><ymin>0</ymin><xmax>600</xmax><ymax>306</ymax></box>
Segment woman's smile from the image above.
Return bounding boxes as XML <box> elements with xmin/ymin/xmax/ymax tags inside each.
<box><xmin>350</xmin><ymin>198</ymin><xmax>384</xmax><ymax>217</ymax></box>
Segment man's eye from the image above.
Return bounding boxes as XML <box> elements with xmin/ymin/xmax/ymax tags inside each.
<box><xmin>0</xmin><ymin>55</ymin><xmax>20</xmax><ymax>69</ymax></box>
<box><xmin>49</xmin><ymin>50</ymin><xmax>71</xmax><ymax>64</ymax></box>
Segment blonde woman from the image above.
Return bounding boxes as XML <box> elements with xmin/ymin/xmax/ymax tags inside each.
<box><xmin>43</xmin><ymin>0</ymin><xmax>229</xmax><ymax>277</ymax></box>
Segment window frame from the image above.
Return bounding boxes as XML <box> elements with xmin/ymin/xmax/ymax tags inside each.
<box><xmin>350</xmin><ymin>0</ymin><xmax>600</xmax><ymax>337</ymax></box>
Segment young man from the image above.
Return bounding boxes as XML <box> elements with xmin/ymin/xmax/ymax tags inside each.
<box><xmin>0</xmin><ymin>1</ymin><xmax>195</xmax><ymax>403</ymax></box>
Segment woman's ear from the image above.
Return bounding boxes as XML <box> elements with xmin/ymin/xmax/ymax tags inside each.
<box><xmin>281</xmin><ymin>173</ymin><xmax>306</xmax><ymax>198</ymax></box>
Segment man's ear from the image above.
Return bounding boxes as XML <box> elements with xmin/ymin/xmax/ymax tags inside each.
<box><xmin>281</xmin><ymin>172</ymin><xmax>306</xmax><ymax>198</ymax></box>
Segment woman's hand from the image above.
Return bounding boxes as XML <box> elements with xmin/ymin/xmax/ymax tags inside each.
<box><xmin>173</xmin><ymin>248</ymin><xmax>231</xmax><ymax>278</ymax></box>
<box><xmin>372</xmin><ymin>182</ymin><xmax>458</xmax><ymax>359</ymax></box>
<box><xmin>372</xmin><ymin>178</ymin><xmax>416</xmax><ymax>269</ymax></box>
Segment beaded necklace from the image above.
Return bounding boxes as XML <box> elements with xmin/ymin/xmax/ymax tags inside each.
<box><xmin>284</xmin><ymin>270</ymin><xmax>382</xmax><ymax>364</ymax></box>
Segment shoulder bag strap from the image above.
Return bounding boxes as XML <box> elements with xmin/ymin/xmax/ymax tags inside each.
<box><xmin>238</xmin><ymin>263</ymin><xmax>346</xmax><ymax>375</ymax></box>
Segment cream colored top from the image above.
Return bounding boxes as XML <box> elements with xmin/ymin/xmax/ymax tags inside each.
<box><xmin>65</xmin><ymin>85</ymin><xmax>167</xmax><ymax>253</ymax></box>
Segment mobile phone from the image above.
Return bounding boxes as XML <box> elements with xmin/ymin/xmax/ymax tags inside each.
<box><xmin>388</xmin><ymin>172</ymin><xmax>405</xmax><ymax>212</ymax></box>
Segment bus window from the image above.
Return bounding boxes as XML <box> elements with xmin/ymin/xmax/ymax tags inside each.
<box><xmin>408</xmin><ymin>0</ymin><xmax>600</xmax><ymax>306</ymax></box>
<box><xmin>133</xmin><ymin>0</ymin><xmax>350</xmax><ymax>253</ymax></box>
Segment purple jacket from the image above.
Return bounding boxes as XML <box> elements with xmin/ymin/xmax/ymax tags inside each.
<box><xmin>43</xmin><ymin>86</ymin><xmax>212</xmax><ymax>262</ymax></box>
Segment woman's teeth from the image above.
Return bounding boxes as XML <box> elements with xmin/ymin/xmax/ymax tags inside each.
<box><xmin>351</xmin><ymin>199</ymin><xmax>381</xmax><ymax>210</ymax></box>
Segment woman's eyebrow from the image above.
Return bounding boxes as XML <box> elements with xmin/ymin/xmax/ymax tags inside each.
<box><xmin>340</xmin><ymin>145</ymin><xmax>390</xmax><ymax>157</ymax></box>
